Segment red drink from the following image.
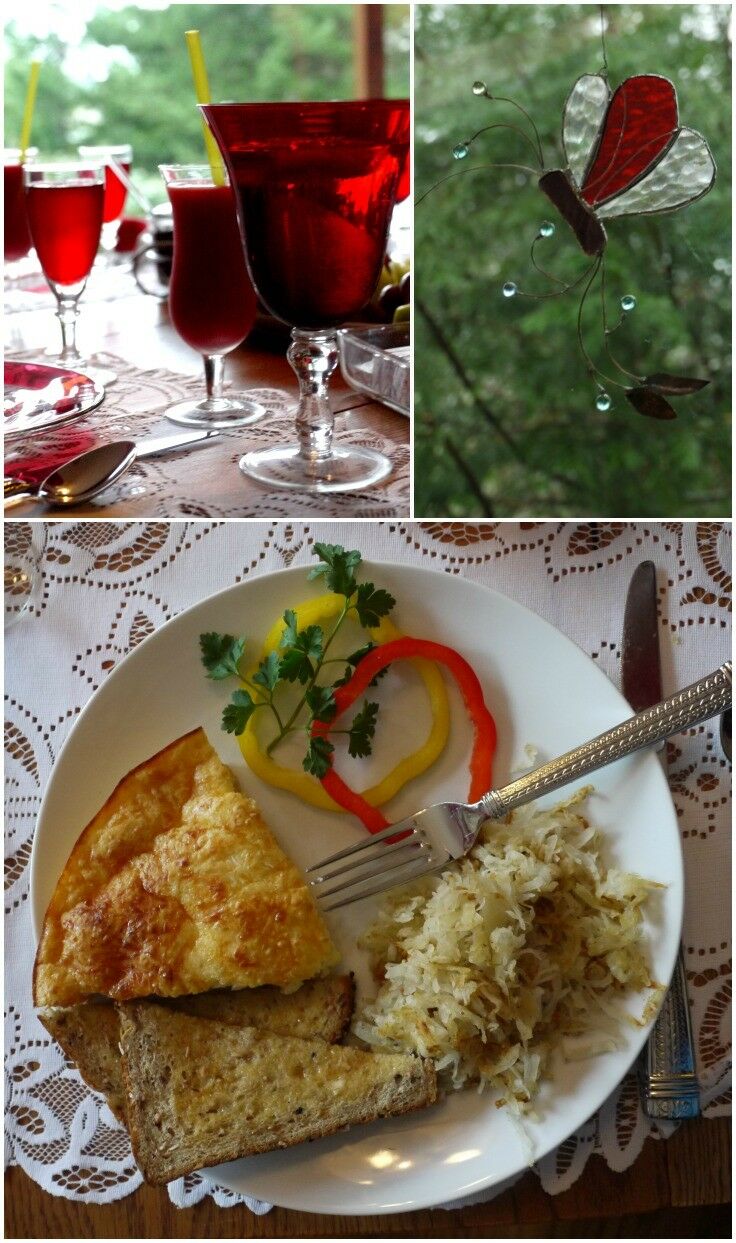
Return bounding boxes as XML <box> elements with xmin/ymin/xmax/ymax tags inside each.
<box><xmin>199</xmin><ymin>102</ymin><xmax>408</xmax><ymax>491</ymax></box>
<box><xmin>203</xmin><ymin>101</ymin><xmax>410</xmax><ymax>328</ymax></box>
<box><xmin>167</xmin><ymin>182</ymin><xmax>257</xmax><ymax>355</ymax></box>
<box><xmin>396</xmin><ymin>149</ymin><xmax>410</xmax><ymax>203</ymax></box>
<box><xmin>4</xmin><ymin>162</ymin><xmax>33</xmax><ymax>262</ymax></box>
<box><xmin>26</xmin><ymin>181</ymin><xmax>104</xmax><ymax>285</ymax></box>
<box><xmin>102</xmin><ymin>161</ymin><xmax>131</xmax><ymax>222</ymax></box>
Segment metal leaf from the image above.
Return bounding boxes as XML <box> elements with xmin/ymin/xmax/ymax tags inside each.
<box><xmin>643</xmin><ymin>373</ymin><xmax>710</xmax><ymax>395</ymax></box>
<box><xmin>625</xmin><ymin>387</ymin><xmax>678</xmax><ymax>420</ymax></box>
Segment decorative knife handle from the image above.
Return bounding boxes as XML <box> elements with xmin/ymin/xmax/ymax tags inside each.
<box><xmin>641</xmin><ymin>945</ymin><xmax>700</xmax><ymax>1118</ymax></box>
<box><xmin>482</xmin><ymin>662</ymin><xmax>732</xmax><ymax>817</ymax></box>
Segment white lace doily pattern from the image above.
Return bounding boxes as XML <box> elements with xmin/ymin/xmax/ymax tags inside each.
<box><xmin>4</xmin><ymin>521</ymin><xmax>731</xmax><ymax>1211</ymax></box>
<box><xmin>4</xmin><ymin>349</ymin><xmax>409</xmax><ymax>519</ymax></box>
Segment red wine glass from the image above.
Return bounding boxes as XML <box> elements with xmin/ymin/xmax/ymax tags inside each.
<box><xmin>202</xmin><ymin>99</ymin><xmax>410</xmax><ymax>492</ymax></box>
<box><xmin>160</xmin><ymin>164</ymin><xmax>264</xmax><ymax>428</ymax></box>
<box><xmin>24</xmin><ymin>161</ymin><xmax>116</xmax><ymax>385</ymax></box>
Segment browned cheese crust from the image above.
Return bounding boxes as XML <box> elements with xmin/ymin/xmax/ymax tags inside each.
<box><xmin>34</xmin><ymin>729</ymin><xmax>339</xmax><ymax>1006</ymax></box>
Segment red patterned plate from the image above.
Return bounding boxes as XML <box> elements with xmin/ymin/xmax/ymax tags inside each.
<box><xmin>4</xmin><ymin>360</ymin><xmax>105</xmax><ymax>443</ymax></box>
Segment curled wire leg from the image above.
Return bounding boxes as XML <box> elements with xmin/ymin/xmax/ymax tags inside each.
<box><xmin>574</xmin><ymin>257</ymin><xmax>631</xmax><ymax>394</ymax></box>
<box><xmin>416</xmin><ymin>162</ymin><xmax>538</xmax><ymax>207</ymax></box>
<box><xmin>462</xmin><ymin>122</ymin><xmax>544</xmax><ymax>170</ymax></box>
<box><xmin>600</xmin><ymin>256</ymin><xmax>646</xmax><ymax>383</ymax></box>
<box><xmin>475</xmin><ymin>88</ymin><xmax>546</xmax><ymax>168</ymax></box>
<box><xmin>513</xmin><ymin>257</ymin><xmax>599</xmax><ymax>301</ymax></box>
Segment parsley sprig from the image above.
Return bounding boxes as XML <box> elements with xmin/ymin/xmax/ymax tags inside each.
<box><xmin>199</xmin><ymin>544</ymin><xmax>395</xmax><ymax>777</ymax></box>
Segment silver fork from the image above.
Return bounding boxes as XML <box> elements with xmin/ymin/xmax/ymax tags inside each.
<box><xmin>307</xmin><ymin>662</ymin><xmax>732</xmax><ymax>911</ymax></box>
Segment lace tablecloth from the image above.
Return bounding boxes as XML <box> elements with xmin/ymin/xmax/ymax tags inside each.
<box><xmin>4</xmin><ymin>348</ymin><xmax>409</xmax><ymax>520</ymax></box>
<box><xmin>4</xmin><ymin>520</ymin><xmax>731</xmax><ymax>1212</ymax></box>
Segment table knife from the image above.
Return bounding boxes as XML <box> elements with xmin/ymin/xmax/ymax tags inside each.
<box><xmin>622</xmin><ymin>559</ymin><xmax>700</xmax><ymax>1119</ymax></box>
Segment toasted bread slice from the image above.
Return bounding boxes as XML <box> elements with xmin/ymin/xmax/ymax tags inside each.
<box><xmin>39</xmin><ymin>974</ymin><xmax>355</xmax><ymax>1124</ymax></box>
<box><xmin>119</xmin><ymin>1001</ymin><xmax>437</xmax><ymax>1184</ymax></box>
<box><xmin>166</xmin><ymin>973</ymin><xmax>354</xmax><ymax>1040</ymax></box>
<box><xmin>34</xmin><ymin>729</ymin><xmax>339</xmax><ymax>1007</ymax></box>
<box><xmin>39</xmin><ymin>1001</ymin><xmax>127</xmax><ymax>1121</ymax></box>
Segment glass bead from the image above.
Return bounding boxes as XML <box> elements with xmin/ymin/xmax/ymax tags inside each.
<box><xmin>595</xmin><ymin>391</ymin><xmax>612</xmax><ymax>412</ymax></box>
<box><xmin>502</xmin><ymin>281</ymin><xmax>517</xmax><ymax>298</ymax></box>
<box><xmin>539</xmin><ymin>221</ymin><xmax>555</xmax><ymax>238</ymax></box>
<box><xmin>452</xmin><ymin>142</ymin><xmax>470</xmax><ymax>160</ymax></box>
<box><xmin>620</xmin><ymin>294</ymin><xmax>636</xmax><ymax>312</ymax></box>
<box><xmin>472</xmin><ymin>81</ymin><xmax>487</xmax><ymax>96</ymax></box>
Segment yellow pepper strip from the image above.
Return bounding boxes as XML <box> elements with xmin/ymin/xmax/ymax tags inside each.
<box><xmin>237</xmin><ymin>592</ymin><xmax>450</xmax><ymax>811</ymax></box>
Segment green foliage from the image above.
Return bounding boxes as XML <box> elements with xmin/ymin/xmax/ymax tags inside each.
<box><xmin>347</xmin><ymin>699</ymin><xmax>379</xmax><ymax>758</ymax></box>
<box><xmin>415</xmin><ymin>4</ymin><xmax>731</xmax><ymax>517</ymax></box>
<box><xmin>199</xmin><ymin>632</ymin><xmax>245</xmax><ymax>680</ymax></box>
<box><xmin>5</xmin><ymin>3</ymin><xmax>409</xmax><ymax>200</ymax></box>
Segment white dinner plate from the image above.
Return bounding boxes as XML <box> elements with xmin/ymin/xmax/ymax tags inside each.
<box><xmin>31</xmin><ymin>561</ymin><xmax>682</xmax><ymax>1214</ymax></box>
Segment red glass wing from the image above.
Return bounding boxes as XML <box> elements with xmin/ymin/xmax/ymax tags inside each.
<box><xmin>581</xmin><ymin>75</ymin><xmax>678</xmax><ymax>206</ymax></box>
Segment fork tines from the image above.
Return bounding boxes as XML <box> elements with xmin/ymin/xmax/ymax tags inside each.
<box><xmin>306</xmin><ymin>821</ymin><xmax>444</xmax><ymax>912</ymax></box>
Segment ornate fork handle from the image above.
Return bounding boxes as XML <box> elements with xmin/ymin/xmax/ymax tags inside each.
<box><xmin>482</xmin><ymin>662</ymin><xmax>732</xmax><ymax>818</ymax></box>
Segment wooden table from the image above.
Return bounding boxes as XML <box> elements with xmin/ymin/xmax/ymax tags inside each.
<box><xmin>5</xmin><ymin>1117</ymin><xmax>730</xmax><ymax>1238</ymax></box>
<box><xmin>4</xmin><ymin>280</ymin><xmax>409</xmax><ymax>518</ymax></box>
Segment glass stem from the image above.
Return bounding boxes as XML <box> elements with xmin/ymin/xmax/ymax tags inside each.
<box><xmin>203</xmin><ymin>353</ymin><xmax>225</xmax><ymax>402</ymax></box>
<box><xmin>288</xmin><ymin>328</ymin><xmax>338</xmax><ymax>461</ymax></box>
<box><xmin>54</xmin><ymin>296</ymin><xmax>82</xmax><ymax>364</ymax></box>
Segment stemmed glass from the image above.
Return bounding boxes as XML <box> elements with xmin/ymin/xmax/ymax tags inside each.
<box><xmin>159</xmin><ymin>165</ymin><xmax>264</xmax><ymax>428</ymax></box>
<box><xmin>23</xmin><ymin>161</ymin><xmax>116</xmax><ymax>385</ymax></box>
<box><xmin>78</xmin><ymin>143</ymin><xmax>133</xmax><ymax>255</ymax></box>
<box><xmin>202</xmin><ymin>100</ymin><xmax>410</xmax><ymax>492</ymax></box>
<box><xmin>4</xmin><ymin>523</ymin><xmax>46</xmax><ymax>629</ymax></box>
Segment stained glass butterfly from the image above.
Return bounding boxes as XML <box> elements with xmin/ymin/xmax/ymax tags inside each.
<box><xmin>436</xmin><ymin>72</ymin><xmax>717</xmax><ymax>418</ymax></box>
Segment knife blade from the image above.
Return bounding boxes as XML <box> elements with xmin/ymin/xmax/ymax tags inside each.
<box><xmin>622</xmin><ymin>561</ymin><xmax>662</xmax><ymax>709</ymax></box>
<box><xmin>134</xmin><ymin>428</ymin><xmax>220</xmax><ymax>458</ymax></box>
<box><xmin>622</xmin><ymin>560</ymin><xmax>700</xmax><ymax>1120</ymax></box>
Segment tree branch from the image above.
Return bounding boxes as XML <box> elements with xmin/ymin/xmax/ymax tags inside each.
<box><xmin>416</xmin><ymin>295</ymin><xmax>585</xmax><ymax>497</ymax></box>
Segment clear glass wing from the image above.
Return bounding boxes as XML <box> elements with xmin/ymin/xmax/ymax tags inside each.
<box><xmin>597</xmin><ymin>127</ymin><xmax>716</xmax><ymax>218</ymax></box>
<box><xmin>562</xmin><ymin>74</ymin><xmax>611</xmax><ymax>189</ymax></box>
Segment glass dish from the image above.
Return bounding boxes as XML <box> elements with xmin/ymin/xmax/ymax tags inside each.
<box><xmin>338</xmin><ymin>323</ymin><xmax>410</xmax><ymax>416</ymax></box>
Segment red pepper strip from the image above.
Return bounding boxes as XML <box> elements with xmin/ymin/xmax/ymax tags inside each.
<box><xmin>311</xmin><ymin>637</ymin><xmax>497</xmax><ymax>833</ymax></box>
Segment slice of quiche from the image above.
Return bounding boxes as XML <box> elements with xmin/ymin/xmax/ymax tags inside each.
<box><xmin>33</xmin><ymin>729</ymin><xmax>339</xmax><ymax>1007</ymax></box>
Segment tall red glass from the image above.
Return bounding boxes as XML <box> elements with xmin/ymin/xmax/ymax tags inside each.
<box><xmin>4</xmin><ymin>148</ymin><xmax>38</xmax><ymax>268</ymax></box>
<box><xmin>103</xmin><ymin>161</ymin><xmax>131</xmax><ymax>222</ymax></box>
<box><xmin>23</xmin><ymin>162</ymin><xmax>115</xmax><ymax>385</ymax></box>
<box><xmin>79</xmin><ymin>144</ymin><xmax>133</xmax><ymax>252</ymax></box>
<box><xmin>5</xmin><ymin>163</ymin><xmax>32</xmax><ymax>262</ymax></box>
<box><xmin>203</xmin><ymin>100</ymin><xmax>410</xmax><ymax>492</ymax></box>
<box><xmin>160</xmin><ymin>165</ymin><xmax>263</xmax><ymax>428</ymax></box>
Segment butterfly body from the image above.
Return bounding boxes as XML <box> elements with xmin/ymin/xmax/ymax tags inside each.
<box><xmin>538</xmin><ymin>169</ymin><xmax>607</xmax><ymax>256</ymax></box>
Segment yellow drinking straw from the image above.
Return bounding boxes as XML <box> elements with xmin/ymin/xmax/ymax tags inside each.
<box><xmin>184</xmin><ymin>30</ymin><xmax>225</xmax><ymax>186</ymax></box>
<box><xmin>19</xmin><ymin>59</ymin><xmax>41</xmax><ymax>161</ymax></box>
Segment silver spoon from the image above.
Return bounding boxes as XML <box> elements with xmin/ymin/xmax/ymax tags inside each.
<box><xmin>4</xmin><ymin>429</ymin><xmax>219</xmax><ymax>508</ymax></box>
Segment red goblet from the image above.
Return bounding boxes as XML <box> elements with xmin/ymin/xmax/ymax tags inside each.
<box><xmin>202</xmin><ymin>99</ymin><xmax>410</xmax><ymax>492</ymax></box>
